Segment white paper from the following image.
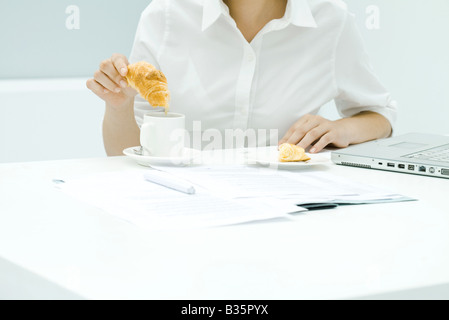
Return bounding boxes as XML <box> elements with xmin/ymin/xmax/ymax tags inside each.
<box><xmin>151</xmin><ymin>165</ymin><xmax>410</xmax><ymax>203</ymax></box>
<box><xmin>57</xmin><ymin>170</ymin><xmax>300</xmax><ymax>231</ymax></box>
<box><xmin>57</xmin><ymin>161</ymin><xmax>413</xmax><ymax>231</ymax></box>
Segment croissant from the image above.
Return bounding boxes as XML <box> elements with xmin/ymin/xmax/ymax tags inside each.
<box><xmin>126</xmin><ymin>61</ymin><xmax>170</xmax><ymax>111</ymax></box>
<box><xmin>278</xmin><ymin>143</ymin><xmax>311</xmax><ymax>162</ymax></box>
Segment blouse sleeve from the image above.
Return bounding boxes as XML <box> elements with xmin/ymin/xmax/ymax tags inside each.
<box><xmin>334</xmin><ymin>12</ymin><xmax>397</xmax><ymax>130</ymax></box>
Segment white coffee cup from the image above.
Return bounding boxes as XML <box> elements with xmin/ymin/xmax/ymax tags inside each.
<box><xmin>140</xmin><ymin>112</ymin><xmax>186</xmax><ymax>157</ymax></box>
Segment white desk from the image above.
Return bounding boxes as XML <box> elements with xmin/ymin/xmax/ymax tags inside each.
<box><xmin>1</xmin><ymin>152</ymin><xmax>449</xmax><ymax>300</ymax></box>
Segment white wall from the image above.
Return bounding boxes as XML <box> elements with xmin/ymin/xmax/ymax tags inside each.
<box><xmin>344</xmin><ymin>0</ymin><xmax>449</xmax><ymax>136</ymax></box>
<box><xmin>1</xmin><ymin>0</ymin><xmax>448</xmax><ymax>163</ymax></box>
<box><xmin>0</xmin><ymin>79</ymin><xmax>105</xmax><ymax>163</ymax></box>
<box><xmin>0</xmin><ymin>0</ymin><xmax>150</xmax><ymax>79</ymax></box>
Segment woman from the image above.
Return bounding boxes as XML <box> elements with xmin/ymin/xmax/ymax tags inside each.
<box><xmin>87</xmin><ymin>0</ymin><xmax>396</xmax><ymax>156</ymax></box>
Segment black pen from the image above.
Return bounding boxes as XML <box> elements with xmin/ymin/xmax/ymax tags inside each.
<box><xmin>298</xmin><ymin>203</ymin><xmax>339</xmax><ymax>211</ymax></box>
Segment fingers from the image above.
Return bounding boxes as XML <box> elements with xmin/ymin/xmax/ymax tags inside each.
<box><xmin>297</xmin><ymin>126</ymin><xmax>329</xmax><ymax>151</ymax></box>
<box><xmin>86</xmin><ymin>79</ymin><xmax>108</xmax><ymax>96</ymax></box>
<box><xmin>278</xmin><ymin>115</ymin><xmax>339</xmax><ymax>153</ymax></box>
<box><xmin>87</xmin><ymin>54</ymin><xmax>133</xmax><ymax>103</ymax></box>
<box><xmin>310</xmin><ymin>132</ymin><xmax>334</xmax><ymax>153</ymax></box>
<box><xmin>279</xmin><ymin>114</ymin><xmax>320</xmax><ymax>146</ymax></box>
<box><xmin>94</xmin><ymin>69</ymin><xmax>121</xmax><ymax>93</ymax></box>
<box><xmin>99</xmin><ymin>59</ymin><xmax>127</xmax><ymax>90</ymax></box>
<box><xmin>279</xmin><ymin>121</ymin><xmax>306</xmax><ymax>145</ymax></box>
<box><xmin>284</xmin><ymin>128</ymin><xmax>310</xmax><ymax>146</ymax></box>
<box><xmin>111</xmin><ymin>53</ymin><xmax>130</xmax><ymax>77</ymax></box>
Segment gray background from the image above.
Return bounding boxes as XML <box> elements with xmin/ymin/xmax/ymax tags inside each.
<box><xmin>1</xmin><ymin>0</ymin><xmax>448</xmax><ymax>83</ymax></box>
<box><xmin>0</xmin><ymin>0</ymin><xmax>150</xmax><ymax>79</ymax></box>
<box><xmin>0</xmin><ymin>0</ymin><xmax>448</xmax><ymax>163</ymax></box>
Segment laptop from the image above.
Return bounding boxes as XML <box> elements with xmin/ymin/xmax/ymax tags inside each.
<box><xmin>331</xmin><ymin>133</ymin><xmax>449</xmax><ymax>179</ymax></box>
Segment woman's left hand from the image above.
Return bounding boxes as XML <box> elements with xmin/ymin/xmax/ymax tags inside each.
<box><xmin>278</xmin><ymin>114</ymin><xmax>351</xmax><ymax>154</ymax></box>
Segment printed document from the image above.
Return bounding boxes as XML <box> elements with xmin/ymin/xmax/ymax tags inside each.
<box><xmin>58</xmin><ymin>170</ymin><xmax>302</xmax><ymax>230</ymax></box>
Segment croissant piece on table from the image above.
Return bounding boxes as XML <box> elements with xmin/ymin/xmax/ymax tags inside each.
<box><xmin>126</xmin><ymin>61</ymin><xmax>170</xmax><ymax>110</ymax></box>
<box><xmin>278</xmin><ymin>143</ymin><xmax>311</xmax><ymax>162</ymax></box>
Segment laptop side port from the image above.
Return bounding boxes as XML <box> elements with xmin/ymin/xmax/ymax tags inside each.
<box><xmin>442</xmin><ymin>169</ymin><xmax>449</xmax><ymax>176</ymax></box>
<box><xmin>387</xmin><ymin>163</ymin><xmax>395</xmax><ymax>168</ymax></box>
<box><xmin>419</xmin><ymin>166</ymin><xmax>426</xmax><ymax>173</ymax></box>
<box><xmin>408</xmin><ymin>165</ymin><xmax>415</xmax><ymax>171</ymax></box>
<box><xmin>398</xmin><ymin>164</ymin><xmax>405</xmax><ymax>169</ymax></box>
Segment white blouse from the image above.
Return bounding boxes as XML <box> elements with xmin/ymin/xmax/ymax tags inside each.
<box><xmin>130</xmin><ymin>0</ymin><xmax>397</xmax><ymax>145</ymax></box>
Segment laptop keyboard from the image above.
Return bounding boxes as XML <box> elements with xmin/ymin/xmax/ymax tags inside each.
<box><xmin>403</xmin><ymin>144</ymin><xmax>449</xmax><ymax>162</ymax></box>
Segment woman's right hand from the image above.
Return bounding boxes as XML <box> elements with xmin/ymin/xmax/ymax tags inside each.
<box><xmin>86</xmin><ymin>53</ymin><xmax>138</xmax><ymax>108</ymax></box>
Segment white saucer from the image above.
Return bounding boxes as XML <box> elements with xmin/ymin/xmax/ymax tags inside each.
<box><xmin>123</xmin><ymin>147</ymin><xmax>201</xmax><ymax>167</ymax></box>
<box><xmin>246</xmin><ymin>146</ymin><xmax>331</xmax><ymax>169</ymax></box>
